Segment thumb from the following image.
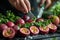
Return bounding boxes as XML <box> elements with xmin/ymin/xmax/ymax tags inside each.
<box><xmin>38</xmin><ymin>0</ymin><xmax>46</xmax><ymax>7</ymax></box>
<box><xmin>45</xmin><ymin>0</ymin><xmax>51</xmax><ymax>9</ymax></box>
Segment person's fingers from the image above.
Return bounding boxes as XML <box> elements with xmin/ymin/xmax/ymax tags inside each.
<box><xmin>39</xmin><ymin>0</ymin><xmax>46</xmax><ymax>7</ymax></box>
<box><xmin>16</xmin><ymin>0</ymin><xmax>26</xmax><ymax>13</ymax></box>
<box><xmin>45</xmin><ymin>0</ymin><xmax>51</xmax><ymax>8</ymax></box>
<box><xmin>19</xmin><ymin>0</ymin><xmax>28</xmax><ymax>13</ymax></box>
<box><xmin>24</xmin><ymin>0</ymin><xmax>31</xmax><ymax>11</ymax></box>
<box><xmin>8</xmin><ymin>0</ymin><xmax>16</xmax><ymax>6</ymax></box>
<box><xmin>16</xmin><ymin>5</ymin><xmax>24</xmax><ymax>13</ymax></box>
<box><xmin>8</xmin><ymin>0</ymin><xmax>26</xmax><ymax>13</ymax></box>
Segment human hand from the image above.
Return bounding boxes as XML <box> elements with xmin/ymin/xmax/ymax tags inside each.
<box><xmin>39</xmin><ymin>0</ymin><xmax>51</xmax><ymax>8</ymax></box>
<box><xmin>8</xmin><ymin>0</ymin><xmax>31</xmax><ymax>13</ymax></box>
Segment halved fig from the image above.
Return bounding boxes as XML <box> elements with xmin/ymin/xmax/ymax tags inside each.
<box><xmin>2</xmin><ymin>28</ymin><xmax>15</xmax><ymax>38</ymax></box>
<box><xmin>30</xmin><ymin>26</ymin><xmax>39</xmax><ymax>35</ymax></box>
<box><xmin>39</xmin><ymin>26</ymin><xmax>49</xmax><ymax>34</ymax></box>
<box><xmin>48</xmin><ymin>23</ymin><xmax>57</xmax><ymax>33</ymax></box>
<box><xmin>20</xmin><ymin>28</ymin><xmax>30</xmax><ymax>37</ymax></box>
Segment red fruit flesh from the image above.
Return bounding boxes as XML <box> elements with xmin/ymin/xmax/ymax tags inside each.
<box><xmin>0</xmin><ymin>24</ymin><xmax>8</xmax><ymax>31</ymax></box>
<box><xmin>16</xmin><ymin>18</ymin><xmax>25</xmax><ymax>25</ymax></box>
<box><xmin>22</xmin><ymin>15</ymin><xmax>30</xmax><ymax>21</ymax></box>
<box><xmin>6</xmin><ymin>21</ymin><xmax>15</xmax><ymax>27</ymax></box>
<box><xmin>30</xmin><ymin>26</ymin><xmax>39</xmax><ymax>35</ymax></box>
<box><xmin>36</xmin><ymin>18</ymin><xmax>44</xmax><ymax>22</ymax></box>
<box><xmin>48</xmin><ymin>23</ymin><xmax>57</xmax><ymax>33</ymax></box>
<box><xmin>2</xmin><ymin>28</ymin><xmax>15</xmax><ymax>38</ymax></box>
<box><xmin>20</xmin><ymin>28</ymin><xmax>30</xmax><ymax>37</ymax></box>
<box><xmin>39</xmin><ymin>27</ymin><xmax>49</xmax><ymax>34</ymax></box>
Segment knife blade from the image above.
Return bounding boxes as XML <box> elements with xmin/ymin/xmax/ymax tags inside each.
<box><xmin>27</xmin><ymin>11</ymin><xmax>35</xmax><ymax>19</ymax></box>
<box><xmin>37</xmin><ymin>6</ymin><xmax>44</xmax><ymax>18</ymax></box>
<box><xmin>37</xmin><ymin>0</ymin><xmax>46</xmax><ymax>19</ymax></box>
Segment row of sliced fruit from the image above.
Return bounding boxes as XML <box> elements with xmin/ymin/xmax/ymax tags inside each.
<box><xmin>0</xmin><ymin>20</ymin><xmax>57</xmax><ymax>38</ymax></box>
<box><xmin>0</xmin><ymin>11</ymin><xmax>60</xmax><ymax>38</ymax></box>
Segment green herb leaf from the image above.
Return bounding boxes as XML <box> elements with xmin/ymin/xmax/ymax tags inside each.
<box><xmin>24</xmin><ymin>23</ymin><xmax>31</xmax><ymax>28</ymax></box>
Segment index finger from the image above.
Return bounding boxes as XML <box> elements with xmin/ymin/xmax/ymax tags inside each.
<box><xmin>24</xmin><ymin>0</ymin><xmax>31</xmax><ymax>11</ymax></box>
<box><xmin>19</xmin><ymin>0</ymin><xmax>28</xmax><ymax>13</ymax></box>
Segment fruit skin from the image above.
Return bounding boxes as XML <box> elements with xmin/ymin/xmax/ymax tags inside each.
<box><xmin>20</xmin><ymin>28</ymin><xmax>30</xmax><ymax>37</ymax></box>
<box><xmin>13</xmin><ymin>25</ymin><xmax>20</xmax><ymax>35</ymax></box>
<box><xmin>58</xmin><ymin>15</ymin><xmax>60</xmax><ymax>24</ymax></box>
<box><xmin>0</xmin><ymin>24</ymin><xmax>8</xmax><ymax>31</ymax></box>
<box><xmin>51</xmin><ymin>16</ymin><xmax>60</xmax><ymax>25</ymax></box>
<box><xmin>30</xmin><ymin>26</ymin><xmax>39</xmax><ymax>35</ymax></box>
<box><xmin>6</xmin><ymin>21</ymin><xmax>15</xmax><ymax>27</ymax></box>
<box><xmin>16</xmin><ymin>18</ymin><xmax>25</xmax><ymax>25</ymax></box>
<box><xmin>59</xmin><ymin>19</ymin><xmax>60</xmax><ymax>24</ymax></box>
<box><xmin>27</xmin><ymin>19</ymin><xmax>33</xmax><ymax>23</ymax></box>
<box><xmin>39</xmin><ymin>26</ymin><xmax>49</xmax><ymax>34</ymax></box>
<box><xmin>26</xmin><ymin>19</ymin><xmax>33</xmax><ymax>23</ymax></box>
<box><xmin>2</xmin><ymin>28</ymin><xmax>15</xmax><ymax>38</ymax></box>
<box><xmin>22</xmin><ymin>15</ymin><xmax>30</xmax><ymax>21</ymax></box>
<box><xmin>48</xmin><ymin>23</ymin><xmax>57</xmax><ymax>33</ymax></box>
<box><xmin>13</xmin><ymin>25</ymin><xmax>19</xmax><ymax>31</ymax></box>
<box><xmin>36</xmin><ymin>18</ymin><xmax>44</xmax><ymax>22</ymax></box>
